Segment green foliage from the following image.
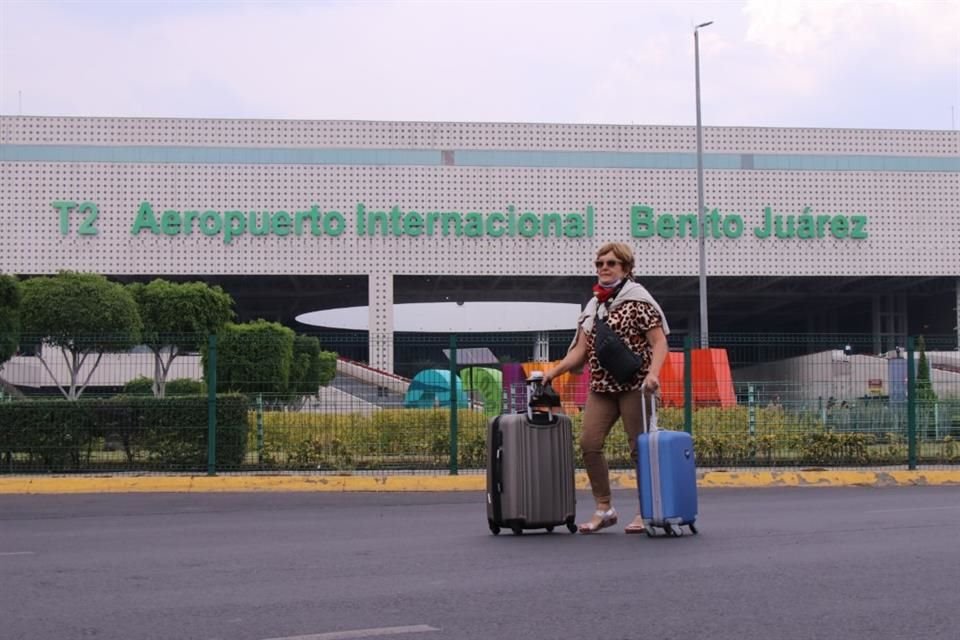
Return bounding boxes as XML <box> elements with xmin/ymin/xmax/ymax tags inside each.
<box><xmin>123</xmin><ymin>376</ymin><xmax>155</xmax><ymax>395</ymax></box>
<box><xmin>0</xmin><ymin>273</ymin><xmax>22</xmax><ymax>365</ymax></box>
<box><xmin>253</xmin><ymin>408</ymin><xmax>488</xmax><ymax>471</ymax></box>
<box><xmin>124</xmin><ymin>376</ymin><xmax>203</xmax><ymax>396</ymax></box>
<box><xmin>20</xmin><ymin>272</ymin><xmax>142</xmax><ymax>399</ymax></box>
<box><xmin>317</xmin><ymin>351</ymin><xmax>337</xmax><ymax>386</ymax></box>
<box><xmin>166</xmin><ymin>378</ymin><xmax>204</xmax><ymax>396</ymax></box>
<box><xmin>0</xmin><ymin>395</ymin><xmax>247</xmax><ymax>471</ymax></box>
<box><xmin>916</xmin><ymin>335</ymin><xmax>937</xmax><ymax>404</ymax></box>
<box><xmin>209</xmin><ymin>321</ymin><xmax>294</xmax><ymax>395</ymax></box>
<box><xmin>289</xmin><ymin>335</ymin><xmax>332</xmax><ymax>396</ymax></box>
<box><xmin>128</xmin><ymin>279</ymin><xmax>234</xmax><ymax>397</ymax></box>
<box><xmin>128</xmin><ymin>279</ymin><xmax>234</xmax><ymax>351</ymax></box>
<box><xmin>21</xmin><ymin>272</ymin><xmax>142</xmax><ymax>351</ymax></box>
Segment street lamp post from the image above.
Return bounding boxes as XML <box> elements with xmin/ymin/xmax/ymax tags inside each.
<box><xmin>695</xmin><ymin>21</ymin><xmax>713</xmax><ymax>349</ymax></box>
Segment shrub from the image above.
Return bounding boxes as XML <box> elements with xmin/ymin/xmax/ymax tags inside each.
<box><xmin>0</xmin><ymin>395</ymin><xmax>247</xmax><ymax>471</ymax></box>
<box><xmin>123</xmin><ymin>376</ymin><xmax>204</xmax><ymax>397</ymax></box>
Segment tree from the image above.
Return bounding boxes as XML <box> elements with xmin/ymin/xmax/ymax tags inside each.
<box><xmin>21</xmin><ymin>272</ymin><xmax>141</xmax><ymax>400</ymax></box>
<box><xmin>208</xmin><ymin>320</ymin><xmax>295</xmax><ymax>397</ymax></box>
<box><xmin>128</xmin><ymin>279</ymin><xmax>234</xmax><ymax>398</ymax></box>
<box><xmin>916</xmin><ymin>335</ymin><xmax>938</xmax><ymax>438</ymax></box>
<box><xmin>288</xmin><ymin>335</ymin><xmax>338</xmax><ymax>405</ymax></box>
<box><xmin>0</xmin><ymin>274</ymin><xmax>21</xmax><ymax>367</ymax></box>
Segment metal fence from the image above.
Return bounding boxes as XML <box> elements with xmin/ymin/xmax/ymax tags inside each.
<box><xmin>1</xmin><ymin>332</ymin><xmax>958</xmax><ymax>474</ymax></box>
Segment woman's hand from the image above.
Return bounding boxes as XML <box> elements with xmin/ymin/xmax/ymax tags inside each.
<box><xmin>642</xmin><ymin>372</ymin><xmax>660</xmax><ymax>393</ymax></box>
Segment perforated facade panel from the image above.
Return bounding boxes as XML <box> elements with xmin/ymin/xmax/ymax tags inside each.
<box><xmin>2</xmin><ymin>116</ymin><xmax>958</xmax><ymax>369</ymax></box>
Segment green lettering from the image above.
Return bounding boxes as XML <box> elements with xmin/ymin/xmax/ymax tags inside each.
<box><xmin>52</xmin><ymin>200</ymin><xmax>77</xmax><ymax>236</ymax></box>
<box><xmin>796</xmin><ymin>208</ymin><xmax>815</xmax><ymax>239</ymax></box>
<box><xmin>160</xmin><ymin>210</ymin><xmax>182</xmax><ymax>235</ymax></box>
<box><xmin>774</xmin><ymin>214</ymin><xmax>795</xmax><ymax>239</ymax></box>
<box><xmin>131</xmin><ymin>201</ymin><xmax>160</xmax><ymax>235</ymax></box>
<box><xmin>425</xmin><ymin>212</ymin><xmax>440</xmax><ymax>236</ymax></box>
<box><xmin>655</xmin><ymin>214</ymin><xmax>675</xmax><ymax>238</ymax></box>
<box><xmin>754</xmin><ymin>207</ymin><xmax>772</xmax><ymax>238</ymax></box>
<box><xmin>442</xmin><ymin>212</ymin><xmax>462</xmax><ymax>236</ymax></box>
<box><xmin>294</xmin><ymin>209</ymin><xmax>314</xmax><ymax>236</ymax></box>
<box><xmin>77</xmin><ymin>202</ymin><xmax>98</xmax><ymax>236</ymax></box>
<box><xmin>200</xmin><ymin>210</ymin><xmax>222</xmax><ymax>236</ymax></box>
<box><xmin>249</xmin><ymin>212</ymin><xmax>269</xmax><ymax>236</ymax></box>
<box><xmin>272</xmin><ymin>211</ymin><xmax>291</xmax><ymax>236</ymax></box>
<box><xmin>464</xmin><ymin>212</ymin><xmax>483</xmax><ymax>237</ymax></box>
<box><xmin>631</xmin><ymin>205</ymin><xmax>654</xmax><ymax>238</ymax></box>
<box><xmin>307</xmin><ymin>206</ymin><xmax>323</xmax><ymax>236</ymax></box>
<box><xmin>722</xmin><ymin>214</ymin><xmax>744</xmax><ymax>238</ymax></box>
<box><xmin>518</xmin><ymin>213</ymin><xmax>539</xmax><ymax>238</ymax></box>
<box><xmin>356</xmin><ymin>203</ymin><xmax>367</xmax><ymax>236</ymax></box>
<box><xmin>323</xmin><ymin>211</ymin><xmax>345</xmax><ymax>236</ymax></box>
<box><xmin>390</xmin><ymin>206</ymin><xmax>404</xmax><ymax>236</ymax></box>
<box><xmin>707</xmin><ymin>208</ymin><xmax>722</xmax><ymax>238</ymax></box>
<box><xmin>403</xmin><ymin>211</ymin><xmax>424</xmax><ymax>236</ymax></box>
<box><xmin>850</xmin><ymin>215</ymin><xmax>868</xmax><ymax>239</ymax></box>
<box><xmin>831</xmin><ymin>215</ymin><xmax>849</xmax><ymax>238</ymax></box>
<box><xmin>223</xmin><ymin>211</ymin><xmax>245</xmax><ymax>243</ymax></box>
<box><xmin>677</xmin><ymin>214</ymin><xmax>698</xmax><ymax>238</ymax></box>
<box><xmin>368</xmin><ymin>210</ymin><xmax>389</xmax><ymax>236</ymax></box>
<box><xmin>562</xmin><ymin>213</ymin><xmax>585</xmax><ymax>237</ymax></box>
<box><xmin>183</xmin><ymin>211</ymin><xmax>200</xmax><ymax>235</ymax></box>
<box><xmin>486</xmin><ymin>212</ymin><xmax>506</xmax><ymax>237</ymax></box>
<box><xmin>542</xmin><ymin>213</ymin><xmax>562</xmax><ymax>236</ymax></box>
<box><xmin>816</xmin><ymin>214</ymin><xmax>831</xmax><ymax>238</ymax></box>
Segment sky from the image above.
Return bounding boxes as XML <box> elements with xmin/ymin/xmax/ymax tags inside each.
<box><xmin>0</xmin><ymin>0</ymin><xmax>958</xmax><ymax>130</ymax></box>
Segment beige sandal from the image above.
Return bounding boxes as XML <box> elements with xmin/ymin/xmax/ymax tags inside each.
<box><xmin>624</xmin><ymin>515</ymin><xmax>647</xmax><ymax>534</ymax></box>
<box><xmin>578</xmin><ymin>508</ymin><xmax>618</xmax><ymax>533</ymax></box>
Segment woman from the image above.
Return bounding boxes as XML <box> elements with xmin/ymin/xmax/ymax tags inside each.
<box><xmin>544</xmin><ymin>242</ymin><xmax>669</xmax><ymax>534</ymax></box>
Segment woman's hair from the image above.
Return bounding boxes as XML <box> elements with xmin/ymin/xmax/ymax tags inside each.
<box><xmin>595</xmin><ymin>242</ymin><xmax>635</xmax><ymax>275</ymax></box>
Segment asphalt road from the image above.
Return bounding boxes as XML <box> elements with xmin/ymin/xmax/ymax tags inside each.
<box><xmin>2</xmin><ymin>486</ymin><xmax>959</xmax><ymax>640</ymax></box>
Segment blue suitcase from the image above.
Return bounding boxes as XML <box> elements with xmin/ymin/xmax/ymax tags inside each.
<box><xmin>636</xmin><ymin>394</ymin><xmax>699</xmax><ymax>537</ymax></box>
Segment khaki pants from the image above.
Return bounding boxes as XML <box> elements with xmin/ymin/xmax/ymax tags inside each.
<box><xmin>580</xmin><ymin>389</ymin><xmax>654</xmax><ymax>504</ymax></box>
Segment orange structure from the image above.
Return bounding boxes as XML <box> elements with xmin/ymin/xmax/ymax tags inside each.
<box><xmin>520</xmin><ymin>347</ymin><xmax>736</xmax><ymax>411</ymax></box>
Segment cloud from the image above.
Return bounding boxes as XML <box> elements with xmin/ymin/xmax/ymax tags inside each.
<box><xmin>744</xmin><ymin>0</ymin><xmax>959</xmax><ymax>68</ymax></box>
<box><xmin>0</xmin><ymin>0</ymin><xmax>956</xmax><ymax>129</ymax></box>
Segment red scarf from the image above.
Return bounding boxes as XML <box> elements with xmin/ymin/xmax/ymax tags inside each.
<box><xmin>592</xmin><ymin>282</ymin><xmax>620</xmax><ymax>304</ymax></box>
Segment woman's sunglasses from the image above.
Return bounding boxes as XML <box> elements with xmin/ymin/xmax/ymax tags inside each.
<box><xmin>594</xmin><ymin>259</ymin><xmax>622</xmax><ymax>269</ymax></box>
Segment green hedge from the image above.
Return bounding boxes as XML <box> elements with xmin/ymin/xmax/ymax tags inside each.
<box><xmin>245</xmin><ymin>405</ymin><xmax>960</xmax><ymax>470</ymax></box>
<box><xmin>123</xmin><ymin>376</ymin><xmax>205</xmax><ymax>396</ymax></box>
<box><xmin>0</xmin><ymin>395</ymin><xmax>247</xmax><ymax>472</ymax></box>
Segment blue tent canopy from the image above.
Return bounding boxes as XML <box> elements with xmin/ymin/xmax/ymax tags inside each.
<box><xmin>403</xmin><ymin>369</ymin><xmax>470</xmax><ymax>408</ymax></box>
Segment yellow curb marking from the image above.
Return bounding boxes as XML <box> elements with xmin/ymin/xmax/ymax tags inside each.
<box><xmin>0</xmin><ymin>470</ymin><xmax>958</xmax><ymax>494</ymax></box>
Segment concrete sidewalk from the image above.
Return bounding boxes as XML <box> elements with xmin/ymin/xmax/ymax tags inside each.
<box><xmin>1</xmin><ymin>468</ymin><xmax>959</xmax><ymax>493</ymax></box>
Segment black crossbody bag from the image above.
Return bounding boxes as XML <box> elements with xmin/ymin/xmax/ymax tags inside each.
<box><xmin>593</xmin><ymin>290</ymin><xmax>644</xmax><ymax>384</ymax></box>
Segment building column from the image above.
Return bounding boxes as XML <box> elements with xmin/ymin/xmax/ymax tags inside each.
<box><xmin>368</xmin><ymin>273</ymin><xmax>394</xmax><ymax>373</ymax></box>
<box><xmin>533</xmin><ymin>332</ymin><xmax>550</xmax><ymax>362</ymax></box>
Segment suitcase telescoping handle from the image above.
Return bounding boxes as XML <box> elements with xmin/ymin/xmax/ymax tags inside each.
<box><xmin>526</xmin><ymin>372</ymin><xmax>559</xmax><ymax>422</ymax></box>
<box><xmin>640</xmin><ymin>385</ymin><xmax>659</xmax><ymax>433</ymax></box>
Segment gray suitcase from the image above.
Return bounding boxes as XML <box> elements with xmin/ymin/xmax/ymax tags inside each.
<box><xmin>486</xmin><ymin>380</ymin><xmax>577</xmax><ymax>535</ymax></box>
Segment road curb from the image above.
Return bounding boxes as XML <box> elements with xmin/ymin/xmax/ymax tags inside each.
<box><xmin>1</xmin><ymin>469</ymin><xmax>959</xmax><ymax>493</ymax></box>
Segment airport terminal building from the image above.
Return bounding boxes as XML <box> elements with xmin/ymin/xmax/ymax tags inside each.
<box><xmin>1</xmin><ymin>116</ymin><xmax>958</xmax><ymax>373</ymax></box>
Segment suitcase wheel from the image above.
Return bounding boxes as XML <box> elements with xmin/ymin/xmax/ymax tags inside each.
<box><xmin>665</xmin><ymin>524</ymin><xmax>684</xmax><ymax>537</ymax></box>
<box><xmin>545</xmin><ymin>525</ymin><xmax>554</xmax><ymax>533</ymax></box>
<box><xmin>566</xmin><ymin>522</ymin><xmax>578</xmax><ymax>534</ymax></box>
<box><xmin>689</xmin><ymin>523</ymin><xmax>698</xmax><ymax>535</ymax></box>
<box><xmin>490</xmin><ymin>525</ymin><xmax>501</xmax><ymax>536</ymax></box>
<box><xmin>511</xmin><ymin>526</ymin><xmax>523</xmax><ymax>536</ymax></box>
